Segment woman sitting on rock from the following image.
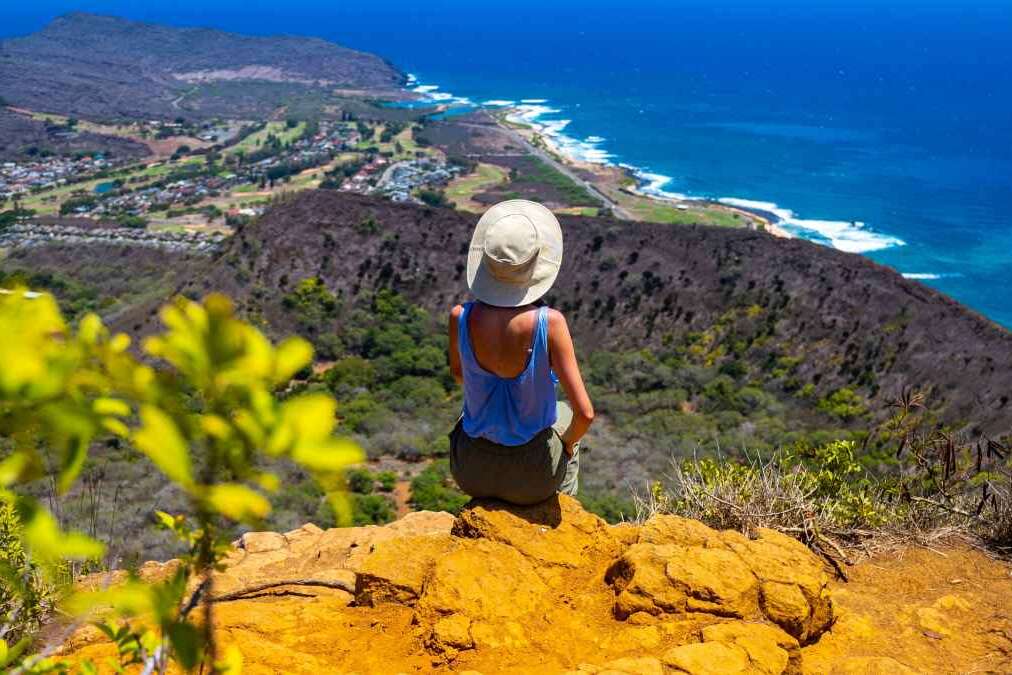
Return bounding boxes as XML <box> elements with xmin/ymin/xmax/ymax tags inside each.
<box><xmin>448</xmin><ymin>199</ymin><xmax>595</xmax><ymax>505</ymax></box>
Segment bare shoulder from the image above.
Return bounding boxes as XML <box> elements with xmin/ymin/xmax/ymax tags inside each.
<box><xmin>449</xmin><ymin>304</ymin><xmax>465</xmax><ymax>321</ymax></box>
<box><xmin>547</xmin><ymin>308</ymin><xmax>570</xmax><ymax>335</ymax></box>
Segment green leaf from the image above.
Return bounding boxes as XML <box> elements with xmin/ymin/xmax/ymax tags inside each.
<box><xmin>206</xmin><ymin>484</ymin><xmax>271</xmax><ymax>522</ymax></box>
<box><xmin>93</xmin><ymin>397</ymin><xmax>130</xmax><ymax>417</ymax></box>
<box><xmin>167</xmin><ymin>621</ymin><xmax>202</xmax><ymax>670</ymax></box>
<box><xmin>94</xmin><ymin>622</ymin><xmax>119</xmax><ymax>642</ymax></box>
<box><xmin>280</xmin><ymin>394</ymin><xmax>337</xmax><ymax>441</ymax></box>
<box><xmin>273</xmin><ymin>337</ymin><xmax>313</xmax><ymax>384</ymax></box>
<box><xmin>17</xmin><ymin>500</ymin><xmax>104</xmax><ymax>565</ymax></box>
<box><xmin>57</xmin><ymin>436</ymin><xmax>88</xmax><ymax>494</ymax></box>
<box><xmin>64</xmin><ymin>581</ymin><xmax>153</xmax><ymax>617</ymax></box>
<box><xmin>292</xmin><ymin>439</ymin><xmax>363</xmax><ymax>473</ymax></box>
<box><xmin>215</xmin><ymin>645</ymin><xmax>243</xmax><ymax>674</ymax></box>
<box><xmin>133</xmin><ymin>405</ymin><xmax>193</xmax><ymax>489</ymax></box>
<box><xmin>0</xmin><ymin>452</ymin><xmax>35</xmax><ymax>487</ymax></box>
<box><xmin>154</xmin><ymin>511</ymin><xmax>177</xmax><ymax>531</ymax></box>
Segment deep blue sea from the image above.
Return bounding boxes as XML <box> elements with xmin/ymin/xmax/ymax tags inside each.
<box><xmin>7</xmin><ymin>1</ymin><xmax>1012</xmax><ymax>327</ymax></box>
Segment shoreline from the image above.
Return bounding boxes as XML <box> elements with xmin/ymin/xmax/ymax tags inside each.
<box><xmin>399</xmin><ymin>78</ymin><xmax>907</xmax><ymax>249</ymax></box>
<box><xmin>492</xmin><ymin>107</ymin><xmax>787</xmax><ymax>236</ymax></box>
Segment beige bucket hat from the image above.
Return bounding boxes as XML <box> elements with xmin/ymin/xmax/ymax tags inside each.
<box><xmin>466</xmin><ymin>199</ymin><xmax>563</xmax><ymax>307</ymax></box>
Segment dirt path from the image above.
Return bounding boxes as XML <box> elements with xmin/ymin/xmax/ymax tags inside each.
<box><xmin>802</xmin><ymin>544</ymin><xmax>1012</xmax><ymax>673</ymax></box>
<box><xmin>393</xmin><ymin>480</ymin><xmax>412</xmax><ymax>519</ymax></box>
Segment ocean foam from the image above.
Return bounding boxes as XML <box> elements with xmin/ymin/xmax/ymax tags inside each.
<box><xmin>902</xmin><ymin>273</ymin><xmax>961</xmax><ymax>280</ymax></box>
<box><xmin>718</xmin><ymin>197</ymin><xmax>905</xmax><ymax>253</ymax></box>
<box><xmin>520</xmin><ymin>98</ymin><xmax>548</xmax><ymax>104</ymax></box>
<box><xmin>482</xmin><ymin>99</ymin><xmax>516</xmax><ymax>106</ymax></box>
<box><xmin>504</xmin><ymin>104</ymin><xmax>614</xmax><ymax>165</ymax></box>
<box><xmin>631</xmin><ymin>170</ymin><xmax>689</xmax><ymax>200</ymax></box>
<box><xmin>408</xmin><ymin>80</ymin><xmax>475</xmax><ymax>107</ymax></box>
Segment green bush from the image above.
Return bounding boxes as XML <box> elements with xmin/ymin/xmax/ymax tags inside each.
<box><xmin>376</xmin><ymin>471</ymin><xmax>397</xmax><ymax>492</ymax></box>
<box><xmin>323</xmin><ymin>357</ymin><xmax>376</xmax><ymax>397</ymax></box>
<box><xmin>410</xmin><ymin>460</ymin><xmax>469</xmax><ymax>514</ymax></box>
<box><xmin>351</xmin><ymin>494</ymin><xmax>395</xmax><ymax>526</ymax></box>
<box><xmin>282</xmin><ymin>277</ymin><xmax>340</xmax><ymax>339</ymax></box>
<box><xmin>0</xmin><ymin>503</ymin><xmax>57</xmax><ymax>646</ymax></box>
<box><xmin>346</xmin><ymin>468</ymin><xmax>375</xmax><ymax>494</ymax></box>
<box><xmin>417</xmin><ymin>188</ymin><xmax>451</xmax><ymax>208</ymax></box>
<box><xmin>578</xmin><ymin>491</ymin><xmax>635</xmax><ymax>524</ymax></box>
<box><xmin>817</xmin><ymin>388</ymin><xmax>868</xmax><ymax>422</ymax></box>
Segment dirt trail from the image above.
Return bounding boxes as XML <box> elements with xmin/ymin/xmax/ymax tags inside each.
<box><xmin>804</xmin><ymin>544</ymin><xmax>1012</xmax><ymax>673</ymax></box>
<box><xmin>393</xmin><ymin>480</ymin><xmax>412</xmax><ymax>518</ymax></box>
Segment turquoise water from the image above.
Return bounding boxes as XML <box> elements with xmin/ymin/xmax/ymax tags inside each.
<box><xmin>8</xmin><ymin>2</ymin><xmax>1012</xmax><ymax>327</ymax></box>
<box><xmin>93</xmin><ymin>181</ymin><xmax>117</xmax><ymax>194</ymax></box>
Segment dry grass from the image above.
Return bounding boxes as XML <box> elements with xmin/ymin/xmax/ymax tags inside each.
<box><xmin>635</xmin><ymin>438</ymin><xmax>1011</xmax><ymax>578</ymax></box>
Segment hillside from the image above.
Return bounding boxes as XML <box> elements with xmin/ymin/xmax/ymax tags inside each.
<box><xmin>54</xmin><ymin>497</ymin><xmax>1012</xmax><ymax>673</ymax></box>
<box><xmin>162</xmin><ymin>190</ymin><xmax>1012</xmax><ymax>435</ymax></box>
<box><xmin>0</xmin><ymin>13</ymin><xmax>404</xmax><ymax>122</ymax></box>
<box><xmin>6</xmin><ymin>189</ymin><xmax>1011</xmax><ymax>529</ymax></box>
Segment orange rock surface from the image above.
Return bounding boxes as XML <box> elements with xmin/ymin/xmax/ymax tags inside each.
<box><xmin>58</xmin><ymin>497</ymin><xmax>1012</xmax><ymax>673</ymax></box>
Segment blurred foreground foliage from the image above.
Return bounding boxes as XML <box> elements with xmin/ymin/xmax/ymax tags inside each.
<box><xmin>0</xmin><ymin>289</ymin><xmax>361</xmax><ymax>673</ymax></box>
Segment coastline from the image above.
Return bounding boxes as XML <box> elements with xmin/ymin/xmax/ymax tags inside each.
<box><xmin>493</xmin><ymin>106</ymin><xmax>787</xmax><ymax>236</ymax></box>
<box><xmin>400</xmin><ymin>77</ymin><xmax>912</xmax><ymax>248</ymax></box>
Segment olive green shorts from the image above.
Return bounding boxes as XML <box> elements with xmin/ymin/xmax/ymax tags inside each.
<box><xmin>449</xmin><ymin>401</ymin><xmax>580</xmax><ymax>506</ymax></box>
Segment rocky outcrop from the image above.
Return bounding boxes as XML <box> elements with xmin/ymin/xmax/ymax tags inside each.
<box><xmin>59</xmin><ymin>497</ymin><xmax>1012</xmax><ymax>673</ymax></box>
<box><xmin>605</xmin><ymin>515</ymin><xmax>832</xmax><ymax>644</ymax></box>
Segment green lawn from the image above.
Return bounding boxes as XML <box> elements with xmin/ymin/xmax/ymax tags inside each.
<box><xmin>226</xmin><ymin>121</ymin><xmax>305</xmax><ymax>156</ymax></box>
<box><xmin>614</xmin><ymin>191</ymin><xmax>747</xmax><ymax>228</ymax></box>
<box><xmin>445</xmin><ymin>163</ymin><xmax>508</xmax><ymax>211</ymax></box>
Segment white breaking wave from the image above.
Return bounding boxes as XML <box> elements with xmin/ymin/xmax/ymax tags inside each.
<box><xmin>718</xmin><ymin>198</ymin><xmax>905</xmax><ymax>254</ymax></box>
<box><xmin>409</xmin><ymin>80</ymin><xmax>474</xmax><ymax>107</ymax></box>
<box><xmin>520</xmin><ymin>98</ymin><xmax>548</xmax><ymax>103</ymax></box>
<box><xmin>505</xmin><ymin>104</ymin><xmax>614</xmax><ymax>165</ymax></box>
<box><xmin>482</xmin><ymin>99</ymin><xmax>516</xmax><ymax>106</ymax></box>
<box><xmin>902</xmin><ymin>273</ymin><xmax>961</xmax><ymax>280</ymax></box>
<box><xmin>621</xmin><ymin>166</ymin><xmax>689</xmax><ymax>200</ymax></box>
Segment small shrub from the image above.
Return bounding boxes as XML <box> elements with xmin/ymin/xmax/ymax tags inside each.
<box><xmin>410</xmin><ymin>460</ymin><xmax>469</xmax><ymax>514</ymax></box>
<box><xmin>346</xmin><ymin>468</ymin><xmax>376</xmax><ymax>494</ymax></box>
<box><xmin>351</xmin><ymin>494</ymin><xmax>395</xmax><ymax>526</ymax></box>
<box><xmin>0</xmin><ymin>503</ymin><xmax>58</xmax><ymax>646</ymax></box>
<box><xmin>376</xmin><ymin>471</ymin><xmax>397</xmax><ymax>492</ymax></box>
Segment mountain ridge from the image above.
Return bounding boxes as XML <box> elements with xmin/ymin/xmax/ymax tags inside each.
<box><xmin>0</xmin><ymin>12</ymin><xmax>404</xmax><ymax>121</ymax></box>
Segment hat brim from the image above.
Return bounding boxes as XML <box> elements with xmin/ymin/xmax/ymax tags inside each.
<box><xmin>466</xmin><ymin>200</ymin><xmax>563</xmax><ymax>307</ymax></box>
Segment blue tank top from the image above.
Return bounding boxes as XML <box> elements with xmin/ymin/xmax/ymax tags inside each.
<box><xmin>458</xmin><ymin>302</ymin><xmax>559</xmax><ymax>446</ymax></box>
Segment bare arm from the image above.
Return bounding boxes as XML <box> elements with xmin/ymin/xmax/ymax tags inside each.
<box><xmin>548</xmin><ymin>309</ymin><xmax>595</xmax><ymax>456</ymax></box>
<box><xmin>448</xmin><ymin>304</ymin><xmax>464</xmax><ymax>384</ymax></box>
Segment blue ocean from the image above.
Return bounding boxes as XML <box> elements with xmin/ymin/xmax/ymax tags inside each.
<box><xmin>7</xmin><ymin>1</ymin><xmax>1012</xmax><ymax>327</ymax></box>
